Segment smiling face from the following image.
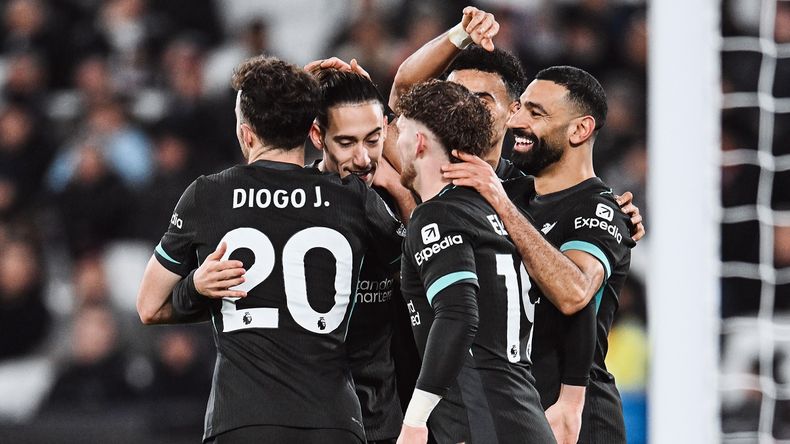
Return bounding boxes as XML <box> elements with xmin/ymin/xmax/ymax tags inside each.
<box><xmin>507</xmin><ymin>79</ymin><xmax>575</xmax><ymax>175</ymax></box>
<box><xmin>313</xmin><ymin>102</ymin><xmax>385</xmax><ymax>186</ymax></box>
<box><xmin>447</xmin><ymin>69</ymin><xmax>516</xmax><ymax>157</ymax></box>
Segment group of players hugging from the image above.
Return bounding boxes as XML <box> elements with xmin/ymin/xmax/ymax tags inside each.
<box><xmin>136</xmin><ymin>6</ymin><xmax>645</xmax><ymax>444</ymax></box>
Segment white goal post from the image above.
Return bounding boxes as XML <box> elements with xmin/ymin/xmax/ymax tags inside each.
<box><xmin>647</xmin><ymin>1</ymin><xmax>721</xmax><ymax>443</ymax></box>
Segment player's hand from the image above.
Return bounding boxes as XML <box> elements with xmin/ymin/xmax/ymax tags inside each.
<box><xmin>396</xmin><ymin>423</ymin><xmax>429</xmax><ymax>444</ymax></box>
<box><xmin>193</xmin><ymin>242</ymin><xmax>247</xmax><ymax>299</ymax></box>
<box><xmin>461</xmin><ymin>6</ymin><xmax>499</xmax><ymax>51</ymax></box>
<box><xmin>372</xmin><ymin>156</ymin><xmax>399</xmax><ymax>189</ymax></box>
<box><xmin>304</xmin><ymin>57</ymin><xmax>371</xmax><ymax>80</ymax></box>
<box><xmin>545</xmin><ymin>400</ymin><xmax>583</xmax><ymax>444</ymax></box>
<box><xmin>442</xmin><ymin>150</ymin><xmax>509</xmax><ymax>210</ymax></box>
<box><xmin>615</xmin><ymin>191</ymin><xmax>645</xmax><ymax>242</ymax></box>
<box><xmin>304</xmin><ymin>57</ymin><xmax>351</xmax><ymax>74</ymax></box>
<box><xmin>349</xmin><ymin>58</ymin><xmax>371</xmax><ymax>80</ymax></box>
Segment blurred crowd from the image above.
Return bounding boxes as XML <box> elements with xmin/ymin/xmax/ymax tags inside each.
<box><xmin>0</xmin><ymin>0</ymin><xmax>649</xmax><ymax>442</ymax></box>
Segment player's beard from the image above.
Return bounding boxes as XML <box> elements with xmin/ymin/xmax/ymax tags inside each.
<box><xmin>510</xmin><ymin>130</ymin><xmax>564</xmax><ymax>176</ymax></box>
<box><xmin>400</xmin><ymin>161</ymin><xmax>417</xmax><ymax>194</ymax></box>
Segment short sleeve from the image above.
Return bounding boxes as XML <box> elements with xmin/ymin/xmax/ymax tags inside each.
<box><xmin>559</xmin><ymin>195</ymin><xmax>635</xmax><ymax>282</ymax></box>
<box><xmin>404</xmin><ymin>204</ymin><xmax>479</xmax><ymax>305</ymax></box>
<box><xmin>154</xmin><ymin>179</ymin><xmax>201</xmax><ymax>277</ymax></box>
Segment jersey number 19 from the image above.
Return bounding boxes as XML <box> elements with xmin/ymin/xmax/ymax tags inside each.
<box><xmin>496</xmin><ymin>254</ymin><xmax>535</xmax><ymax>362</ymax></box>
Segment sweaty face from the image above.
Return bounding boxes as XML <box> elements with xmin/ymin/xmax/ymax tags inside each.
<box><xmin>508</xmin><ymin>80</ymin><xmax>571</xmax><ymax>176</ymax></box>
<box><xmin>321</xmin><ymin>103</ymin><xmax>385</xmax><ymax>186</ymax></box>
<box><xmin>396</xmin><ymin>116</ymin><xmax>418</xmax><ymax>193</ymax></box>
<box><xmin>447</xmin><ymin>69</ymin><xmax>514</xmax><ymax>157</ymax></box>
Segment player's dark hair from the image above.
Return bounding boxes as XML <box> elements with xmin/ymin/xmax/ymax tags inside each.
<box><xmin>313</xmin><ymin>69</ymin><xmax>384</xmax><ymax>129</ymax></box>
<box><xmin>445</xmin><ymin>46</ymin><xmax>528</xmax><ymax>101</ymax></box>
<box><xmin>231</xmin><ymin>55</ymin><xmax>319</xmax><ymax>149</ymax></box>
<box><xmin>398</xmin><ymin>80</ymin><xmax>493</xmax><ymax>163</ymax></box>
<box><xmin>535</xmin><ymin>66</ymin><xmax>608</xmax><ymax>131</ymax></box>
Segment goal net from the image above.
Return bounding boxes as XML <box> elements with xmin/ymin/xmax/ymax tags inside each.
<box><xmin>650</xmin><ymin>0</ymin><xmax>790</xmax><ymax>442</ymax></box>
<box><xmin>719</xmin><ymin>0</ymin><xmax>790</xmax><ymax>442</ymax></box>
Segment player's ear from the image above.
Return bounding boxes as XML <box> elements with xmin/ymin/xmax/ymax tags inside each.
<box><xmin>240</xmin><ymin>123</ymin><xmax>256</xmax><ymax>149</ymax></box>
<box><xmin>507</xmin><ymin>100</ymin><xmax>520</xmax><ymax>119</ymax></box>
<box><xmin>415</xmin><ymin>131</ymin><xmax>427</xmax><ymax>157</ymax></box>
<box><xmin>380</xmin><ymin>118</ymin><xmax>388</xmax><ymax>141</ymax></box>
<box><xmin>569</xmin><ymin>115</ymin><xmax>596</xmax><ymax>146</ymax></box>
<box><xmin>309</xmin><ymin>121</ymin><xmax>324</xmax><ymax>151</ymax></box>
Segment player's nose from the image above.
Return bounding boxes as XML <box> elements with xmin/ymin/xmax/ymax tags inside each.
<box><xmin>507</xmin><ymin>108</ymin><xmax>530</xmax><ymax>129</ymax></box>
<box><xmin>352</xmin><ymin>145</ymin><xmax>370</xmax><ymax>168</ymax></box>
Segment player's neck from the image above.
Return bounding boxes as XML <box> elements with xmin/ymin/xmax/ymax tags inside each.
<box><xmin>484</xmin><ymin>141</ymin><xmax>503</xmax><ymax>170</ymax></box>
<box><xmin>415</xmin><ymin>174</ymin><xmax>452</xmax><ymax>202</ymax></box>
<box><xmin>534</xmin><ymin>148</ymin><xmax>595</xmax><ymax>195</ymax></box>
<box><xmin>415</xmin><ymin>156</ymin><xmax>453</xmax><ymax>202</ymax></box>
<box><xmin>246</xmin><ymin>144</ymin><xmax>305</xmax><ymax>167</ymax></box>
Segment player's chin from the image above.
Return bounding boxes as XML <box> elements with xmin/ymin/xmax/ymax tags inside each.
<box><xmin>350</xmin><ymin>168</ymin><xmax>375</xmax><ymax>185</ymax></box>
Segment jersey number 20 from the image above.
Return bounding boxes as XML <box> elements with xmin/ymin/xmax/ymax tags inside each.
<box><xmin>217</xmin><ymin>227</ymin><xmax>353</xmax><ymax>335</ymax></box>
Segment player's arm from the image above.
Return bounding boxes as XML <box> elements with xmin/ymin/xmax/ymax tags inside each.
<box><xmin>169</xmin><ymin>241</ymin><xmax>248</xmax><ymax>320</ymax></box>
<box><xmin>137</xmin><ymin>256</ymin><xmax>183</xmax><ymax>324</ymax></box>
<box><xmin>137</xmin><ymin>179</ymin><xmax>201</xmax><ymax>324</ymax></box>
<box><xmin>546</xmin><ymin>301</ymin><xmax>596</xmax><ymax>443</ymax></box>
<box><xmin>400</xmin><ymin>283</ymin><xmax>479</xmax><ymax>440</ymax></box>
<box><xmin>388</xmin><ymin>7</ymin><xmax>499</xmax><ymax>173</ymax></box>
<box><xmin>443</xmin><ymin>152</ymin><xmax>604</xmax><ymax>314</ymax></box>
<box><xmin>389</xmin><ymin>6</ymin><xmax>499</xmax><ymax>110</ymax></box>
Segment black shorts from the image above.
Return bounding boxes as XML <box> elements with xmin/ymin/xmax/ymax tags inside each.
<box><xmin>205</xmin><ymin>425</ymin><xmax>364</xmax><ymax>444</ymax></box>
<box><xmin>577</xmin><ymin>378</ymin><xmax>627</xmax><ymax>444</ymax></box>
<box><xmin>429</xmin><ymin>367</ymin><xmax>555</xmax><ymax>444</ymax></box>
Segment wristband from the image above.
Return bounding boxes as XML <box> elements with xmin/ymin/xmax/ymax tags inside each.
<box><xmin>403</xmin><ymin>388</ymin><xmax>442</xmax><ymax>427</ymax></box>
<box><xmin>448</xmin><ymin>23</ymin><xmax>473</xmax><ymax>50</ymax></box>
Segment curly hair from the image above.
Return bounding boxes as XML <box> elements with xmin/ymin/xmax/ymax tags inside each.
<box><xmin>231</xmin><ymin>55</ymin><xmax>319</xmax><ymax>149</ymax></box>
<box><xmin>397</xmin><ymin>80</ymin><xmax>493</xmax><ymax>162</ymax></box>
<box><xmin>445</xmin><ymin>46</ymin><xmax>528</xmax><ymax>101</ymax></box>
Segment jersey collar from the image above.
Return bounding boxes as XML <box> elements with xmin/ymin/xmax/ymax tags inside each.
<box><xmin>249</xmin><ymin>159</ymin><xmax>305</xmax><ymax>171</ymax></box>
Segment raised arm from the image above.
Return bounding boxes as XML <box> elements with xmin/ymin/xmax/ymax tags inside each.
<box><xmin>388</xmin><ymin>6</ymin><xmax>499</xmax><ymax>110</ymax></box>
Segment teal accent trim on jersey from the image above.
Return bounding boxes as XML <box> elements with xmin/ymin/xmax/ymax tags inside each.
<box><xmin>155</xmin><ymin>242</ymin><xmax>181</xmax><ymax>264</ymax></box>
<box><xmin>560</xmin><ymin>240</ymin><xmax>611</xmax><ymax>279</ymax></box>
<box><xmin>593</xmin><ymin>285</ymin><xmax>605</xmax><ymax>312</ymax></box>
<box><xmin>389</xmin><ymin>255</ymin><xmax>402</xmax><ymax>265</ymax></box>
<box><xmin>426</xmin><ymin>271</ymin><xmax>478</xmax><ymax>305</ymax></box>
<box><xmin>438</xmin><ymin>185</ymin><xmax>457</xmax><ymax>197</ymax></box>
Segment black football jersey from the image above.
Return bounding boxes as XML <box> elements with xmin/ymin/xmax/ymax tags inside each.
<box><xmin>495</xmin><ymin>157</ymin><xmax>526</xmax><ymax>181</ymax></box>
<box><xmin>504</xmin><ymin>176</ymin><xmax>635</xmax><ymax>408</ymax></box>
<box><xmin>401</xmin><ymin>185</ymin><xmax>551</xmax><ymax>443</ymax></box>
<box><xmin>345</xmin><ymin>185</ymin><xmax>404</xmax><ymax>440</ymax></box>
<box><xmin>154</xmin><ymin>160</ymin><xmax>403</xmax><ymax>442</ymax></box>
